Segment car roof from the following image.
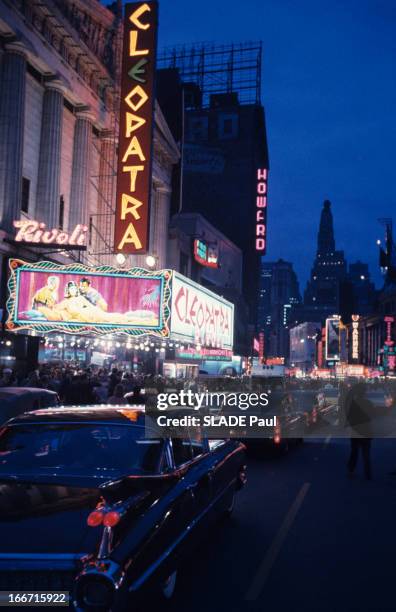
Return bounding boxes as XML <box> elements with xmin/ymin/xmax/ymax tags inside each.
<box><xmin>0</xmin><ymin>387</ymin><xmax>58</xmax><ymax>397</ymax></box>
<box><xmin>7</xmin><ymin>405</ymin><xmax>146</xmax><ymax>426</ymax></box>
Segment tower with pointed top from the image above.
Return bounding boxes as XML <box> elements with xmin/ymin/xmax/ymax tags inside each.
<box><xmin>317</xmin><ymin>200</ymin><xmax>335</xmax><ymax>254</ymax></box>
<box><xmin>303</xmin><ymin>200</ymin><xmax>347</xmax><ymax>322</ymax></box>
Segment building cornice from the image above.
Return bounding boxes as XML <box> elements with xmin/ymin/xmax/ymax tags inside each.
<box><xmin>2</xmin><ymin>0</ymin><xmax>119</xmax><ymax>110</ymax></box>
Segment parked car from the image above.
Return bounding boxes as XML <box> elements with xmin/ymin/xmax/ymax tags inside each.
<box><xmin>0</xmin><ymin>406</ymin><xmax>246</xmax><ymax>610</ymax></box>
<box><xmin>0</xmin><ymin>387</ymin><xmax>59</xmax><ymax>425</ymax></box>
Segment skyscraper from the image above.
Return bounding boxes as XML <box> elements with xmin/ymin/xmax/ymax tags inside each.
<box><xmin>258</xmin><ymin>259</ymin><xmax>301</xmax><ymax>358</ymax></box>
<box><xmin>303</xmin><ymin>200</ymin><xmax>347</xmax><ymax>322</ymax></box>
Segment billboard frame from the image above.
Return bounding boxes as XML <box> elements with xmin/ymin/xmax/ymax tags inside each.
<box><xmin>6</xmin><ymin>259</ymin><xmax>171</xmax><ymax>338</ymax></box>
<box><xmin>325</xmin><ymin>316</ymin><xmax>341</xmax><ymax>362</ymax></box>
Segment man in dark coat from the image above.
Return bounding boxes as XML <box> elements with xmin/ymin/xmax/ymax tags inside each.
<box><xmin>345</xmin><ymin>382</ymin><xmax>373</xmax><ymax>480</ymax></box>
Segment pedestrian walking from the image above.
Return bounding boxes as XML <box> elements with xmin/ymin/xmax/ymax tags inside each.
<box><xmin>345</xmin><ymin>382</ymin><xmax>373</xmax><ymax>480</ymax></box>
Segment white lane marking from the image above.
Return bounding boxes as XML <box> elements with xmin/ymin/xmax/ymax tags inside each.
<box><xmin>245</xmin><ymin>482</ymin><xmax>311</xmax><ymax>601</ymax></box>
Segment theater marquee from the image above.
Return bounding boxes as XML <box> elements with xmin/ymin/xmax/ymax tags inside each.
<box><xmin>114</xmin><ymin>2</ymin><xmax>158</xmax><ymax>254</ymax></box>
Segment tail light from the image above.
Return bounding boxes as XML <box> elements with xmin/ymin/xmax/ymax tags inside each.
<box><xmin>87</xmin><ymin>510</ymin><xmax>121</xmax><ymax>528</ymax></box>
<box><xmin>103</xmin><ymin>511</ymin><xmax>121</xmax><ymax>528</ymax></box>
<box><xmin>274</xmin><ymin>423</ymin><xmax>281</xmax><ymax>444</ymax></box>
<box><xmin>87</xmin><ymin>511</ymin><xmax>103</xmax><ymax>527</ymax></box>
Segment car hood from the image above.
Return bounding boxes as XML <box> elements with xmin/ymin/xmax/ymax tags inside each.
<box><xmin>0</xmin><ymin>474</ymin><xmax>152</xmax><ymax>556</ymax></box>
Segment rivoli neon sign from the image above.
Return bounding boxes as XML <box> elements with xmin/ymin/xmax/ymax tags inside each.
<box><xmin>13</xmin><ymin>220</ymin><xmax>87</xmax><ymax>247</ymax></box>
<box><xmin>256</xmin><ymin>168</ymin><xmax>268</xmax><ymax>253</ymax></box>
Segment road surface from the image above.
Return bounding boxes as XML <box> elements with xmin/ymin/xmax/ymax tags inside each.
<box><xmin>169</xmin><ymin>437</ymin><xmax>396</xmax><ymax>612</ymax></box>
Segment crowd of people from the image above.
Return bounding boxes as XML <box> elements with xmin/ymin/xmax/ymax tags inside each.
<box><xmin>0</xmin><ymin>364</ymin><xmax>160</xmax><ymax>405</ymax></box>
<box><xmin>0</xmin><ymin>364</ymin><xmax>211</xmax><ymax>406</ymax></box>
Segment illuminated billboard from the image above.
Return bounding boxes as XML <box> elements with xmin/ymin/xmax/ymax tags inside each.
<box><xmin>326</xmin><ymin>317</ymin><xmax>341</xmax><ymax>361</ymax></box>
<box><xmin>170</xmin><ymin>273</ymin><xmax>234</xmax><ymax>350</ymax></box>
<box><xmin>114</xmin><ymin>1</ymin><xmax>158</xmax><ymax>254</ymax></box>
<box><xmin>193</xmin><ymin>239</ymin><xmax>218</xmax><ymax>268</ymax></box>
<box><xmin>6</xmin><ymin>259</ymin><xmax>171</xmax><ymax>337</ymax></box>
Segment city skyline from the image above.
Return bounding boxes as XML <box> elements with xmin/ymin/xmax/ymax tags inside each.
<box><xmin>158</xmin><ymin>0</ymin><xmax>396</xmax><ymax>289</ymax></box>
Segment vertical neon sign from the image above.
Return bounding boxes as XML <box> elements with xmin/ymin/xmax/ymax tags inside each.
<box><xmin>114</xmin><ymin>2</ymin><xmax>158</xmax><ymax>254</ymax></box>
<box><xmin>256</xmin><ymin>168</ymin><xmax>268</xmax><ymax>253</ymax></box>
<box><xmin>351</xmin><ymin>314</ymin><xmax>360</xmax><ymax>361</ymax></box>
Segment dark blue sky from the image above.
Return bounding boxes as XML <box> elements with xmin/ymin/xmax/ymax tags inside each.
<box><xmin>157</xmin><ymin>0</ymin><xmax>396</xmax><ymax>291</ymax></box>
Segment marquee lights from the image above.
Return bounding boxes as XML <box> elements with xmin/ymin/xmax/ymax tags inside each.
<box><xmin>13</xmin><ymin>220</ymin><xmax>87</xmax><ymax>247</ymax></box>
<box><xmin>351</xmin><ymin>314</ymin><xmax>359</xmax><ymax>360</ymax></box>
<box><xmin>114</xmin><ymin>2</ymin><xmax>158</xmax><ymax>254</ymax></box>
<box><xmin>255</xmin><ymin>168</ymin><xmax>268</xmax><ymax>253</ymax></box>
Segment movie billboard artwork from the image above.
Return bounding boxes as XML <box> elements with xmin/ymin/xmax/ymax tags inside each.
<box><xmin>6</xmin><ymin>260</ymin><xmax>171</xmax><ymax>337</ymax></box>
<box><xmin>326</xmin><ymin>317</ymin><xmax>341</xmax><ymax>360</ymax></box>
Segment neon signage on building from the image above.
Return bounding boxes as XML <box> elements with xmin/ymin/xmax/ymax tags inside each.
<box><xmin>114</xmin><ymin>2</ymin><xmax>158</xmax><ymax>254</ymax></box>
<box><xmin>384</xmin><ymin>316</ymin><xmax>394</xmax><ymax>347</ymax></box>
<box><xmin>259</xmin><ymin>331</ymin><xmax>265</xmax><ymax>363</ymax></box>
<box><xmin>193</xmin><ymin>239</ymin><xmax>218</xmax><ymax>268</ymax></box>
<box><xmin>351</xmin><ymin>314</ymin><xmax>360</xmax><ymax>360</ymax></box>
<box><xmin>13</xmin><ymin>220</ymin><xmax>87</xmax><ymax>248</ymax></box>
<box><xmin>255</xmin><ymin>168</ymin><xmax>268</xmax><ymax>253</ymax></box>
<box><xmin>170</xmin><ymin>273</ymin><xmax>234</xmax><ymax>349</ymax></box>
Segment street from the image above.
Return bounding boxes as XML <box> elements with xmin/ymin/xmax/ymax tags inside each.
<box><xmin>170</xmin><ymin>438</ymin><xmax>396</xmax><ymax>612</ymax></box>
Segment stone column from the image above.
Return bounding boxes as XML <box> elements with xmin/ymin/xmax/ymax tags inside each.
<box><xmin>0</xmin><ymin>43</ymin><xmax>27</xmax><ymax>232</ymax></box>
<box><xmin>69</xmin><ymin>111</ymin><xmax>94</xmax><ymax>230</ymax></box>
<box><xmin>35</xmin><ymin>81</ymin><xmax>64</xmax><ymax>227</ymax></box>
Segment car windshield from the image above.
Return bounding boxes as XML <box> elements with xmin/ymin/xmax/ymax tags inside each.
<box><xmin>0</xmin><ymin>423</ymin><xmax>163</xmax><ymax>477</ymax></box>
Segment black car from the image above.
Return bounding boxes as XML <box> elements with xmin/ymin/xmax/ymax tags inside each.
<box><xmin>0</xmin><ymin>406</ymin><xmax>246</xmax><ymax>610</ymax></box>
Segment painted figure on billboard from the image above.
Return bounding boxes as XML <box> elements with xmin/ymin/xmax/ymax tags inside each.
<box><xmin>32</xmin><ymin>276</ymin><xmax>60</xmax><ymax>309</ymax></box>
<box><xmin>19</xmin><ymin>275</ymin><xmax>160</xmax><ymax>325</ymax></box>
<box><xmin>79</xmin><ymin>278</ymin><xmax>108</xmax><ymax>311</ymax></box>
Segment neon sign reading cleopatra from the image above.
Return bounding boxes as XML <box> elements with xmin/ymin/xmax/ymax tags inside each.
<box><xmin>114</xmin><ymin>2</ymin><xmax>158</xmax><ymax>254</ymax></box>
<box><xmin>174</xmin><ymin>285</ymin><xmax>231</xmax><ymax>348</ymax></box>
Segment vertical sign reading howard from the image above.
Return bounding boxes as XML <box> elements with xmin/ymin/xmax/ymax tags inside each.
<box><xmin>115</xmin><ymin>2</ymin><xmax>158</xmax><ymax>254</ymax></box>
